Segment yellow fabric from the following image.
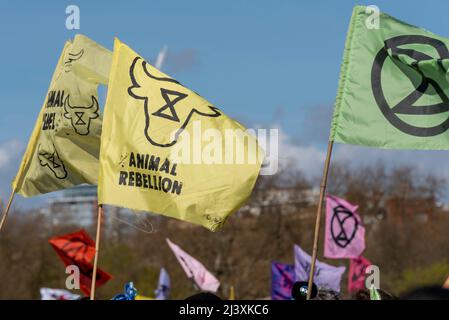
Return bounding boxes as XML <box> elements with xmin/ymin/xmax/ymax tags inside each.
<box><xmin>135</xmin><ymin>295</ymin><xmax>154</xmax><ymax>300</ymax></box>
<box><xmin>98</xmin><ymin>38</ymin><xmax>263</xmax><ymax>231</ymax></box>
<box><xmin>12</xmin><ymin>34</ymin><xmax>112</xmax><ymax>197</ymax></box>
<box><xmin>229</xmin><ymin>285</ymin><xmax>235</xmax><ymax>300</ymax></box>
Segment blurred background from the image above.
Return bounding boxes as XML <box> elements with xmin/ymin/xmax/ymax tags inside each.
<box><xmin>1</xmin><ymin>0</ymin><xmax>449</xmax><ymax>299</ymax></box>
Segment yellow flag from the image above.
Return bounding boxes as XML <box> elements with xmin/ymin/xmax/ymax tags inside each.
<box><xmin>229</xmin><ymin>285</ymin><xmax>235</xmax><ymax>300</ymax></box>
<box><xmin>98</xmin><ymin>39</ymin><xmax>263</xmax><ymax>231</ymax></box>
<box><xmin>12</xmin><ymin>34</ymin><xmax>112</xmax><ymax>197</ymax></box>
<box><xmin>135</xmin><ymin>295</ymin><xmax>154</xmax><ymax>300</ymax></box>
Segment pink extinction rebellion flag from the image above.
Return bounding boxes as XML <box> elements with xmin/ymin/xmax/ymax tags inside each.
<box><xmin>324</xmin><ymin>195</ymin><xmax>365</xmax><ymax>259</ymax></box>
<box><xmin>166</xmin><ymin>238</ymin><xmax>220</xmax><ymax>292</ymax></box>
<box><xmin>348</xmin><ymin>256</ymin><xmax>372</xmax><ymax>293</ymax></box>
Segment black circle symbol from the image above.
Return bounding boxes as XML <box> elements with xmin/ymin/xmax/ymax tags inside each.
<box><xmin>371</xmin><ymin>35</ymin><xmax>449</xmax><ymax>137</ymax></box>
<box><xmin>330</xmin><ymin>205</ymin><xmax>358</xmax><ymax>248</ymax></box>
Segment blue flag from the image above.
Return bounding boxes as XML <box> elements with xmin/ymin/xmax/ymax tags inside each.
<box><xmin>271</xmin><ymin>262</ymin><xmax>295</xmax><ymax>300</ymax></box>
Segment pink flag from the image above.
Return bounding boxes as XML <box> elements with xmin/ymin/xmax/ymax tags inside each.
<box><xmin>348</xmin><ymin>256</ymin><xmax>372</xmax><ymax>293</ymax></box>
<box><xmin>166</xmin><ymin>238</ymin><xmax>220</xmax><ymax>292</ymax></box>
<box><xmin>324</xmin><ymin>195</ymin><xmax>365</xmax><ymax>259</ymax></box>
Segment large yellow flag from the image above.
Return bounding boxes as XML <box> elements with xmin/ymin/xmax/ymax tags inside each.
<box><xmin>12</xmin><ymin>34</ymin><xmax>111</xmax><ymax>197</ymax></box>
<box><xmin>98</xmin><ymin>39</ymin><xmax>263</xmax><ymax>231</ymax></box>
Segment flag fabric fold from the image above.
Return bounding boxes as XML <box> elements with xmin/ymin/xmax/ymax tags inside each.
<box><xmin>271</xmin><ymin>262</ymin><xmax>295</xmax><ymax>300</ymax></box>
<box><xmin>294</xmin><ymin>244</ymin><xmax>345</xmax><ymax>292</ymax></box>
<box><xmin>324</xmin><ymin>195</ymin><xmax>365</xmax><ymax>259</ymax></box>
<box><xmin>48</xmin><ymin>229</ymin><xmax>112</xmax><ymax>296</ymax></box>
<box><xmin>348</xmin><ymin>256</ymin><xmax>372</xmax><ymax>293</ymax></box>
<box><xmin>331</xmin><ymin>5</ymin><xmax>449</xmax><ymax>150</ymax></box>
<box><xmin>13</xmin><ymin>34</ymin><xmax>112</xmax><ymax>197</ymax></box>
<box><xmin>40</xmin><ymin>288</ymin><xmax>80</xmax><ymax>300</ymax></box>
<box><xmin>166</xmin><ymin>238</ymin><xmax>220</xmax><ymax>292</ymax></box>
<box><xmin>97</xmin><ymin>38</ymin><xmax>263</xmax><ymax>231</ymax></box>
<box><xmin>155</xmin><ymin>267</ymin><xmax>170</xmax><ymax>300</ymax></box>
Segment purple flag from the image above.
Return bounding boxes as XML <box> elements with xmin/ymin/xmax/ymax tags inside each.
<box><xmin>294</xmin><ymin>244</ymin><xmax>345</xmax><ymax>292</ymax></box>
<box><xmin>271</xmin><ymin>262</ymin><xmax>295</xmax><ymax>300</ymax></box>
<box><xmin>324</xmin><ymin>195</ymin><xmax>365</xmax><ymax>259</ymax></box>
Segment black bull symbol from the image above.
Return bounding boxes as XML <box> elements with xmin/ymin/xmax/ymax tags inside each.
<box><xmin>127</xmin><ymin>56</ymin><xmax>222</xmax><ymax>148</ymax></box>
<box><xmin>63</xmin><ymin>95</ymin><xmax>99</xmax><ymax>135</ymax></box>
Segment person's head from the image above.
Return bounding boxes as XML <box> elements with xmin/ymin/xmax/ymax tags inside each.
<box><xmin>185</xmin><ymin>292</ymin><xmax>222</xmax><ymax>300</ymax></box>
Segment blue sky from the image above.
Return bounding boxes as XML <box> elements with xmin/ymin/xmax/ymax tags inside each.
<box><xmin>2</xmin><ymin>0</ymin><xmax>449</xmax><ymax>207</ymax></box>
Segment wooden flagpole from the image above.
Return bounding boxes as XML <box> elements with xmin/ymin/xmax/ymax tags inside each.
<box><xmin>0</xmin><ymin>190</ymin><xmax>16</xmax><ymax>232</ymax></box>
<box><xmin>307</xmin><ymin>140</ymin><xmax>334</xmax><ymax>300</ymax></box>
<box><xmin>90</xmin><ymin>204</ymin><xmax>103</xmax><ymax>300</ymax></box>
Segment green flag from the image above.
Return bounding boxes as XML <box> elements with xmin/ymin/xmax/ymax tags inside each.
<box><xmin>331</xmin><ymin>6</ymin><xmax>449</xmax><ymax>149</ymax></box>
<box><xmin>370</xmin><ymin>285</ymin><xmax>381</xmax><ymax>300</ymax></box>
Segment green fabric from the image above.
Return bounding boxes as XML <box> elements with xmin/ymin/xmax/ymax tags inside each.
<box><xmin>370</xmin><ymin>285</ymin><xmax>381</xmax><ymax>300</ymax></box>
<box><xmin>331</xmin><ymin>5</ymin><xmax>449</xmax><ymax>149</ymax></box>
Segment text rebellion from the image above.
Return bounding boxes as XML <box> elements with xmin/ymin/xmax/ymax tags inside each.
<box><xmin>118</xmin><ymin>152</ymin><xmax>183</xmax><ymax>195</ymax></box>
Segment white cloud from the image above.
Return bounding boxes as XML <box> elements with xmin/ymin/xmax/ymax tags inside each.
<box><xmin>273</xmin><ymin>125</ymin><xmax>449</xmax><ymax>185</ymax></box>
<box><xmin>0</xmin><ymin>140</ymin><xmax>22</xmax><ymax>169</ymax></box>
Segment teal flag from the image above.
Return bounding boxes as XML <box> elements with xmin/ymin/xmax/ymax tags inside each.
<box><xmin>331</xmin><ymin>6</ymin><xmax>449</xmax><ymax>149</ymax></box>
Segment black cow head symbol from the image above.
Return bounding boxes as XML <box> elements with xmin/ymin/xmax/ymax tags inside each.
<box><xmin>63</xmin><ymin>95</ymin><xmax>99</xmax><ymax>135</ymax></box>
<box><xmin>64</xmin><ymin>49</ymin><xmax>84</xmax><ymax>72</ymax></box>
<box><xmin>37</xmin><ymin>144</ymin><xmax>67</xmax><ymax>179</ymax></box>
<box><xmin>128</xmin><ymin>56</ymin><xmax>221</xmax><ymax>147</ymax></box>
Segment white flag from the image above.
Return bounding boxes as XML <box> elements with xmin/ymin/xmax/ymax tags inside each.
<box><xmin>40</xmin><ymin>288</ymin><xmax>80</xmax><ymax>300</ymax></box>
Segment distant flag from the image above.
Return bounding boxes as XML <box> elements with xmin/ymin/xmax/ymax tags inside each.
<box><xmin>348</xmin><ymin>256</ymin><xmax>372</xmax><ymax>293</ymax></box>
<box><xmin>135</xmin><ymin>295</ymin><xmax>154</xmax><ymax>300</ymax></box>
<box><xmin>155</xmin><ymin>267</ymin><xmax>170</xmax><ymax>300</ymax></box>
<box><xmin>229</xmin><ymin>286</ymin><xmax>235</xmax><ymax>300</ymax></box>
<box><xmin>331</xmin><ymin>6</ymin><xmax>449</xmax><ymax>150</ymax></box>
<box><xmin>40</xmin><ymin>288</ymin><xmax>80</xmax><ymax>300</ymax></box>
<box><xmin>324</xmin><ymin>195</ymin><xmax>365</xmax><ymax>259</ymax></box>
<box><xmin>155</xmin><ymin>45</ymin><xmax>168</xmax><ymax>69</ymax></box>
<box><xmin>48</xmin><ymin>229</ymin><xmax>112</xmax><ymax>296</ymax></box>
<box><xmin>443</xmin><ymin>276</ymin><xmax>449</xmax><ymax>289</ymax></box>
<box><xmin>97</xmin><ymin>38</ymin><xmax>263</xmax><ymax>231</ymax></box>
<box><xmin>271</xmin><ymin>262</ymin><xmax>295</xmax><ymax>300</ymax></box>
<box><xmin>370</xmin><ymin>285</ymin><xmax>381</xmax><ymax>300</ymax></box>
<box><xmin>166</xmin><ymin>238</ymin><xmax>220</xmax><ymax>292</ymax></box>
<box><xmin>112</xmin><ymin>282</ymin><xmax>138</xmax><ymax>300</ymax></box>
<box><xmin>294</xmin><ymin>244</ymin><xmax>345</xmax><ymax>292</ymax></box>
<box><xmin>13</xmin><ymin>34</ymin><xmax>111</xmax><ymax>197</ymax></box>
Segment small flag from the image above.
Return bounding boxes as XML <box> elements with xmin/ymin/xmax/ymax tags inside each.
<box><xmin>97</xmin><ymin>38</ymin><xmax>263</xmax><ymax>231</ymax></box>
<box><xmin>112</xmin><ymin>282</ymin><xmax>138</xmax><ymax>300</ymax></box>
<box><xmin>271</xmin><ymin>262</ymin><xmax>295</xmax><ymax>300</ymax></box>
<box><xmin>294</xmin><ymin>244</ymin><xmax>345</xmax><ymax>292</ymax></box>
<box><xmin>348</xmin><ymin>256</ymin><xmax>372</xmax><ymax>293</ymax></box>
<box><xmin>331</xmin><ymin>6</ymin><xmax>449</xmax><ymax>150</ymax></box>
<box><xmin>324</xmin><ymin>195</ymin><xmax>365</xmax><ymax>259</ymax></box>
<box><xmin>40</xmin><ymin>288</ymin><xmax>80</xmax><ymax>300</ymax></box>
<box><xmin>13</xmin><ymin>34</ymin><xmax>111</xmax><ymax>197</ymax></box>
<box><xmin>48</xmin><ymin>229</ymin><xmax>112</xmax><ymax>296</ymax></box>
<box><xmin>154</xmin><ymin>267</ymin><xmax>170</xmax><ymax>300</ymax></box>
<box><xmin>228</xmin><ymin>286</ymin><xmax>235</xmax><ymax>300</ymax></box>
<box><xmin>166</xmin><ymin>238</ymin><xmax>220</xmax><ymax>292</ymax></box>
<box><xmin>370</xmin><ymin>285</ymin><xmax>381</xmax><ymax>300</ymax></box>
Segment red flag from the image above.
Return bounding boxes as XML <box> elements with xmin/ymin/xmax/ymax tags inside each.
<box><xmin>348</xmin><ymin>256</ymin><xmax>371</xmax><ymax>293</ymax></box>
<box><xmin>49</xmin><ymin>229</ymin><xmax>112</xmax><ymax>296</ymax></box>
